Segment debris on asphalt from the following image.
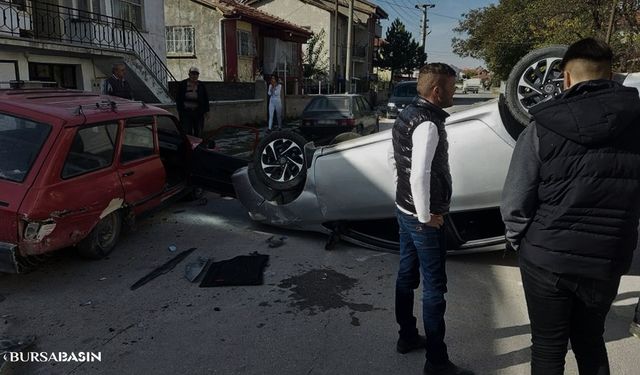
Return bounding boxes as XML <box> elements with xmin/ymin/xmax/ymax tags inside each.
<box><xmin>185</xmin><ymin>257</ymin><xmax>210</xmax><ymax>283</ymax></box>
<box><xmin>168</xmin><ymin>244</ymin><xmax>177</xmax><ymax>252</ymax></box>
<box><xmin>0</xmin><ymin>336</ymin><xmax>36</xmax><ymax>371</ymax></box>
<box><xmin>130</xmin><ymin>248</ymin><xmax>197</xmax><ymax>291</ymax></box>
<box><xmin>266</xmin><ymin>236</ymin><xmax>287</xmax><ymax>248</ymax></box>
<box><xmin>98</xmin><ymin>277</ymin><xmax>107</xmax><ymax>281</ymax></box>
<box><xmin>214</xmin><ymin>307</ymin><xmax>221</xmax><ymax>311</ymax></box>
<box><xmin>197</xmin><ymin>197</ymin><xmax>208</xmax><ymax>206</ymax></box>
<box><xmin>199</xmin><ymin>253</ymin><xmax>270</xmax><ymax>287</ymax></box>
<box><xmin>79</xmin><ymin>301</ymin><xmax>92</xmax><ymax>307</ymax></box>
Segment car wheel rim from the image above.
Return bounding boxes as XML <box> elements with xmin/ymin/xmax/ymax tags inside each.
<box><xmin>516</xmin><ymin>57</ymin><xmax>564</xmax><ymax>113</ymax></box>
<box><xmin>260</xmin><ymin>138</ymin><xmax>304</xmax><ymax>183</ymax></box>
<box><xmin>96</xmin><ymin>214</ymin><xmax>117</xmax><ymax>249</ymax></box>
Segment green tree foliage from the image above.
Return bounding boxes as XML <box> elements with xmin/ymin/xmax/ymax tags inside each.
<box><xmin>303</xmin><ymin>29</ymin><xmax>328</xmax><ymax>79</ymax></box>
<box><xmin>376</xmin><ymin>19</ymin><xmax>427</xmax><ymax>77</ymax></box>
<box><xmin>452</xmin><ymin>0</ymin><xmax>640</xmax><ymax>80</ymax></box>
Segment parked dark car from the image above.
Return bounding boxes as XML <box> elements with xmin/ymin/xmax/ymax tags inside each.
<box><xmin>300</xmin><ymin>94</ymin><xmax>378</xmax><ymax>143</ymax></box>
<box><xmin>0</xmin><ymin>85</ymin><xmax>247</xmax><ymax>273</ymax></box>
<box><xmin>386</xmin><ymin>81</ymin><xmax>417</xmax><ymax>119</ymax></box>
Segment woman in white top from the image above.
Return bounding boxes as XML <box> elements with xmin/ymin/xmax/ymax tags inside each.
<box><xmin>267</xmin><ymin>74</ymin><xmax>283</xmax><ymax>131</ymax></box>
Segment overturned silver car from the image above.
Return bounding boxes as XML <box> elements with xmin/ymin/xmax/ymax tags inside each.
<box><xmin>232</xmin><ymin>46</ymin><xmax>640</xmax><ymax>252</ymax></box>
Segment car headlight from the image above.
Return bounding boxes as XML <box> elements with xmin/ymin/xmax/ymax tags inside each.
<box><xmin>387</xmin><ymin>103</ymin><xmax>396</xmax><ymax>108</ymax></box>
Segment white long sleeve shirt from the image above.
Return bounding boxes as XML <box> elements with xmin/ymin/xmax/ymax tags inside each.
<box><xmin>388</xmin><ymin>121</ymin><xmax>440</xmax><ymax>223</ymax></box>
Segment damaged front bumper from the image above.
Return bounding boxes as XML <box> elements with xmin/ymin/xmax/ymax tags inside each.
<box><xmin>0</xmin><ymin>242</ymin><xmax>18</xmax><ymax>273</ymax></box>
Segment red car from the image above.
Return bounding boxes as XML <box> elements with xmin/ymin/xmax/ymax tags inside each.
<box><xmin>0</xmin><ymin>86</ymin><xmax>246</xmax><ymax>273</ymax></box>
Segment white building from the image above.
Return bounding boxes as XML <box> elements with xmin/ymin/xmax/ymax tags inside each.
<box><xmin>0</xmin><ymin>0</ymin><xmax>171</xmax><ymax>103</ymax></box>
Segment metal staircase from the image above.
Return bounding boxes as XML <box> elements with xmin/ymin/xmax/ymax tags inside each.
<box><xmin>0</xmin><ymin>1</ymin><xmax>176</xmax><ymax>103</ymax></box>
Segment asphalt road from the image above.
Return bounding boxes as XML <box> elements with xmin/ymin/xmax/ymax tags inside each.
<box><xmin>1</xmin><ymin>193</ymin><xmax>639</xmax><ymax>375</ymax></box>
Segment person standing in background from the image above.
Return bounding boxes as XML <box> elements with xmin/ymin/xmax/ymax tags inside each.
<box><xmin>104</xmin><ymin>62</ymin><xmax>133</xmax><ymax>100</ymax></box>
<box><xmin>176</xmin><ymin>67</ymin><xmax>210</xmax><ymax>137</ymax></box>
<box><xmin>268</xmin><ymin>74</ymin><xmax>283</xmax><ymax>132</ymax></box>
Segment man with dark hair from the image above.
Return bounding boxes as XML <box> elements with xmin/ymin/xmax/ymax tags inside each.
<box><xmin>104</xmin><ymin>62</ymin><xmax>133</xmax><ymax>100</ymax></box>
<box><xmin>502</xmin><ymin>37</ymin><xmax>640</xmax><ymax>374</ymax></box>
<box><xmin>389</xmin><ymin>63</ymin><xmax>473</xmax><ymax>375</ymax></box>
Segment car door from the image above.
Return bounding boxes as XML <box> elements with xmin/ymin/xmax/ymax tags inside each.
<box><xmin>156</xmin><ymin>114</ymin><xmax>248</xmax><ymax>197</ymax></box>
<box><xmin>189</xmin><ymin>138</ymin><xmax>249</xmax><ymax>197</ymax></box>
<box><xmin>357</xmin><ymin>97</ymin><xmax>376</xmax><ymax>132</ymax></box>
<box><xmin>118</xmin><ymin>116</ymin><xmax>166</xmax><ymax>215</ymax></box>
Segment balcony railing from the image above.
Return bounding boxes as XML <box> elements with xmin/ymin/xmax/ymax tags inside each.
<box><xmin>0</xmin><ymin>1</ymin><xmax>176</xmax><ymax>94</ymax></box>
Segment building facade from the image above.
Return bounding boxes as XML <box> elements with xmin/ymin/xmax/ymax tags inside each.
<box><xmin>164</xmin><ymin>0</ymin><xmax>311</xmax><ymax>93</ymax></box>
<box><xmin>0</xmin><ymin>0</ymin><xmax>171</xmax><ymax>103</ymax></box>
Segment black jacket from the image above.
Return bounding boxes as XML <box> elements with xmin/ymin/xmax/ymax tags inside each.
<box><xmin>104</xmin><ymin>75</ymin><xmax>132</xmax><ymax>100</ymax></box>
<box><xmin>392</xmin><ymin>96</ymin><xmax>452</xmax><ymax>215</ymax></box>
<box><xmin>502</xmin><ymin>80</ymin><xmax>640</xmax><ymax>279</ymax></box>
<box><xmin>176</xmin><ymin>79</ymin><xmax>210</xmax><ymax>114</ymax></box>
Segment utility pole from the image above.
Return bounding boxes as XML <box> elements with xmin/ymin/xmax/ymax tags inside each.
<box><xmin>605</xmin><ymin>0</ymin><xmax>617</xmax><ymax>44</ymax></box>
<box><xmin>334</xmin><ymin>0</ymin><xmax>339</xmax><ymax>93</ymax></box>
<box><xmin>345</xmin><ymin>0</ymin><xmax>354</xmax><ymax>93</ymax></box>
<box><xmin>415</xmin><ymin>3</ymin><xmax>435</xmax><ymax>63</ymax></box>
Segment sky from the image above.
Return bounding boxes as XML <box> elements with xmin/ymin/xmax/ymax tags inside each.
<box><xmin>376</xmin><ymin>0</ymin><xmax>498</xmax><ymax>69</ymax></box>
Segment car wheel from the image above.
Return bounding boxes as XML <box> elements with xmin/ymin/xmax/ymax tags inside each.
<box><xmin>253</xmin><ymin>130</ymin><xmax>307</xmax><ymax>191</ymax></box>
<box><xmin>356</xmin><ymin>124</ymin><xmax>364</xmax><ymax>134</ymax></box>
<box><xmin>504</xmin><ymin>45</ymin><xmax>567</xmax><ymax>127</ymax></box>
<box><xmin>374</xmin><ymin>118</ymin><xmax>380</xmax><ymax>133</ymax></box>
<box><xmin>77</xmin><ymin>211</ymin><xmax>122</xmax><ymax>259</ymax></box>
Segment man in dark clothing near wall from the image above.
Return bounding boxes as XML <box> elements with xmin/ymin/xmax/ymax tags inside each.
<box><xmin>501</xmin><ymin>38</ymin><xmax>640</xmax><ymax>375</ymax></box>
<box><xmin>388</xmin><ymin>63</ymin><xmax>473</xmax><ymax>375</ymax></box>
<box><xmin>104</xmin><ymin>62</ymin><xmax>133</xmax><ymax>100</ymax></box>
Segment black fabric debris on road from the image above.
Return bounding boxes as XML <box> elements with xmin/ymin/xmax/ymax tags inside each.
<box><xmin>199</xmin><ymin>253</ymin><xmax>269</xmax><ymax>287</ymax></box>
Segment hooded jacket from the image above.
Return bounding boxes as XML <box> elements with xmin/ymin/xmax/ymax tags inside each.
<box><xmin>501</xmin><ymin>80</ymin><xmax>640</xmax><ymax>280</ymax></box>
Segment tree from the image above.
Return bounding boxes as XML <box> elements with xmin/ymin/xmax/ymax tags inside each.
<box><xmin>376</xmin><ymin>19</ymin><xmax>426</xmax><ymax>78</ymax></box>
<box><xmin>452</xmin><ymin>0</ymin><xmax>640</xmax><ymax>80</ymax></box>
<box><xmin>303</xmin><ymin>29</ymin><xmax>329</xmax><ymax>79</ymax></box>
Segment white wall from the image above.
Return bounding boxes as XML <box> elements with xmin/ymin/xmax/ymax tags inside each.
<box><xmin>0</xmin><ymin>51</ymin><xmax>106</xmax><ymax>91</ymax></box>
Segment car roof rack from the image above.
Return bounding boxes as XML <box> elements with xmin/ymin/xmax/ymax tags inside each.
<box><xmin>72</xmin><ymin>100</ymin><xmax>149</xmax><ymax>115</ymax></box>
<box><xmin>0</xmin><ymin>80</ymin><xmax>60</xmax><ymax>90</ymax></box>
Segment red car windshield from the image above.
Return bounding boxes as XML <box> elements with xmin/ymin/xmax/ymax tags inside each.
<box><xmin>0</xmin><ymin>113</ymin><xmax>51</xmax><ymax>183</ymax></box>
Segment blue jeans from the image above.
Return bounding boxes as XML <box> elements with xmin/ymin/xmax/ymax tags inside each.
<box><xmin>395</xmin><ymin>209</ymin><xmax>449</xmax><ymax>364</ymax></box>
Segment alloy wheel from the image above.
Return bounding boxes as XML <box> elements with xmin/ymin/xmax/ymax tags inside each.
<box><xmin>516</xmin><ymin>57</ymin><xmax>564</xmax><ymax>113</ymax></box>
<box><xmin>260</xmin><ymin>138</ymin><xmax>304</xmax><ymax>183</ymax></box>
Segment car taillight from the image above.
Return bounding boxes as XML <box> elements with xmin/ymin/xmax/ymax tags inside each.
<box><xmin>337</xmin><ymin>118</ymin><xmax>356</xmax><ymax>126</ymax></box>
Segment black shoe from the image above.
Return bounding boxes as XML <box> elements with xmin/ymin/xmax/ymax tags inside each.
<box><xmin>424</xmin><ymin>360</ymin><xmax>474</xmax><ymax>375</ymax></box>
<box><xmin>396</xmin><ymin>335</ymin><xmax>426</xmax><ymax>354</ymax></box>
<box><xmin>631</xmin><ymin>322</ymin><xmax>640</xmax><ymax>339</ymax></box>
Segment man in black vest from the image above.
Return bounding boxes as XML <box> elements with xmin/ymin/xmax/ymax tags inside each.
<box><xmin>389</xmin><ymin>63</ymin><xmax>473</xmax><ymax>375</ymax></box>
<box><xmin>104</xmin><ymin>62</ymin><xmax>133</xmax><ymax>100</ymax></box>
<box><xmin>502</xmin><ymin>38</ymin><xmax>640</xmax><ymax>374</ymax></box>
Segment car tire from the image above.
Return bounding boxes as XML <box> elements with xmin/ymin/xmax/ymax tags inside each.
<box><xmin>504</xmin><ymin>45</ymin><xmax>567</xmax><ymax>127</ymax></box>
<box><xmin>253</xmin><ymin>130</ymin><xmax>307</xmax><ymax>191</ymax></box>
<box><xmin>356</xmin><ymin>124</ymin><xmax>364</xmax><ymax>135</ymax></box>
<box><xmin>374</xmin><ymin>118</ymin><xmax>380</xmax><ymax>133</ymax></box>
<box><xmin>77</xmin><ymin>211</ymin><xmax>122</xmax><ymax>259</ymax></box>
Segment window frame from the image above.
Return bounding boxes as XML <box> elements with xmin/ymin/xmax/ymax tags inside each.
<box><xmin>237</xmin><ymin>30</ymin><xmax>255</xmax><ymax>57</ymax></box>
<box><xmin>166</xmin><ymin>26</ymin><xmax>196</xmax><ymax>58</ymax></box>
<box><xmin>60</xmin><ymin>122</ymin><xmax>119</xmax><ymax>180</ymax></box>
<box><xmin>112</xmin><ymin>0</ymin><xmax>145</xmax><ymax>30</ymax></box>
<box><xmin>119</xmin><ymin>117</ymin><xmax>157</xmax><ymax>165</ymax></box>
